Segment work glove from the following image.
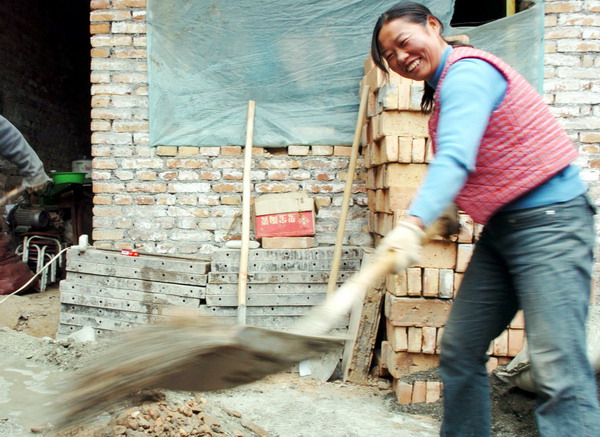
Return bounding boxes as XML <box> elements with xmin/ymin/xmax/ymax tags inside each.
<box><xmin>431</xmin><ymin>202</ymin><xmax>460</xmax><ymax>240</ymax></box>
<box><xmin>376</xmin><ymin>221</ymin><xmax>425</xmax><ymax>273</ymax></box>
<box><xmin>22</xmin><ymin>171</ymin><xmax>51</xmax><ymax>192</ymax></box>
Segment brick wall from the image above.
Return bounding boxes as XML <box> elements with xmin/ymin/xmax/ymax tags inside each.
<box><xmin>89</xmin><ymin>0</ymin><xmax>371</xmax><ymax>254</ymax></box>
<box><xmin>90</xmin><ymin>1</ymin><xmax>600</xmax><ymax>263</ymax></box>
<box><xmin>0</xmin><ymin>1</ymin><xmax>90</xmax><ymax>186</ymax></box>
<box><xmin>543</xmin><ymin>0</ymin><xmax>600</xmax><ymax>284</ymax></box>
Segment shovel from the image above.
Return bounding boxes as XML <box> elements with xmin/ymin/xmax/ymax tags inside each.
<box><xmin>52</xmin><ymin>248</ymin><xmax>397</xmax><ymax>430</ymax></box>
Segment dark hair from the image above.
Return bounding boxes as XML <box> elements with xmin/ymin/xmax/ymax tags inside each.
<box><xmin>370</xmin><ymin>1</ymin><xmax>467</xmax><ymax>114</ymax></box>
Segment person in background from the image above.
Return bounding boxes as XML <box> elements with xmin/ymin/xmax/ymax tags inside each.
<box><xmin>370</xmin><ymin>1</ymin><xmax>600</xmax><ymax>436</ymax></box>
<box><xmin>0</xmin><ymin>114</ymin><xmax>50</xmax><ymax>194</ymax></box>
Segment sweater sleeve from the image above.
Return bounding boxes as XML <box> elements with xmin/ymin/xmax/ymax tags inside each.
<box><xmin>0</xmin><ymin>115</ymin><xmax>45</xmax><ymax>178</ymax></box>
<box><xmin>408</xmin><ymin>58</ymin><xmax>507</xmax><ymax>225</ymax></box>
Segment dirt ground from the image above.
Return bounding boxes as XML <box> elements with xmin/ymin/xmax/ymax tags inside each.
<box><xmin>0</xmin><ymin>287</ymin><xmax>597</xmax><ymax>436</ymax></box>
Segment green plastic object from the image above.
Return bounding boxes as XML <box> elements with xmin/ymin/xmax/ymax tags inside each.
<box><xmin>51</xmin><ymin>172</ymin><xmax>87</xmax><ymax>184</ymax></box>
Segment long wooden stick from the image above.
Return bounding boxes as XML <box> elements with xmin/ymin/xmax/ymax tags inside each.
<box><xmin>326</xmin><ymin>86</ymin><xmax>370</xmax><ymax>295</ymax></box>
<box><xmin>238</xmin><ymin>100</ymin><xmax>256</xmax><ymax>325</ymax></box>
<box><xmin>0</xmin><ymin>186</ymin><xmax>26</xmax><ymax>207</ymax></box>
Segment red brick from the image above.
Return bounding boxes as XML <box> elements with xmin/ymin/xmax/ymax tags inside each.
<box><xmin>288</xmin><ymin>146</ymin><xmax>309</xmax><ymax>156</ymax></box>
<box><xmin>508</xmin><ymin>329</ymin><xmax>525</xmax><ymax>357</ymax></box>
<box><xmin>405</xmin><ymin>268</ymin><xmax>422</xmax><ymax>296</ymax></box>
<box><xmin>407</xmin><ymin>327</ymin><xmax>422</xmax><ymax>353</ymax></box>
<box><xmin>221</xmin><ymin>146</ymin><xmax>242</xmax><ymax>156</ymax></box>
<box><xmin>545</xmin><ymin>2</ymin><xmax>581</xmax><ymax>13</ymax></box>
<box><xmin>412</xmin><ymin>381</ymin><xmax>427</xmax><ymax>403</ymax></box>
<box><xmin>382</xmin><ymin>163</ymin><xmax>427</xmax><ymax>188</ymax></box>
<box><xmin>418</xmin><ymin>240</ymin><xmax>457</xmax><ymax>270</ymax></box>
<box><xmin>212</xmin><ymin>183</ymin><xmax>242</xmax><ymax>193</ymax></box>
<box><xmin>421</xmin><ymin>327</ymin><xmax>437</xmax><ymax>354</ymax></box>
<box><xmin>93</xmin><ymin>229</ymin><xmax>124</xmax><ymax>240</ymax></box>
<box><xmin>91</xmin><ymin>10</ymin><xmax>131</xmax><ymax>21</ymax></box>
<box><xmin>93</xmin><ymin>195</ymin><xmax>112</xmax><ymax>205</ymax></box>
<box><xmin>135</xmin><ymin>197</ymin><xmax>154</xmax><ymax>205</ymax></box>
<box><xmin>398</xmin><ymin>137</ymin><xmax>413</xmax><ymax>163</ymax></box>
<box><xmin>386</xmin><ymin>351</ymin><xmax>439</xmax><ymax>378</ymax></box>
<box><xmin>259</xmin><ymin>160</ymin><xmax>301</xmax><ymax>170</ymax></box>
<box><xmin>457</xmin><ymin>213</ymin><xmax>474</xmax><ymax>243</ymax></box>
<box><xmin>93</xmin><ymin>182</ymin><xmax>125</xmax><ymax>194</ymax></box>
<box><xmin>493</xmin><ymin>330</ymin><xmax>509</xmax><ymax>357</ymax></box>
<box><xmin>486</xmin><ymin>357</ymin><xmax>499</xmax><ymax>374</ymax></box>
<box><xmin>113</xmin><ymin>0</ymin><xmax>147</xmax><ymax>7</ymax></box>
<box><xmin>386</xmin><ymin>272</ymin><xmax>408</xmax><ymax>297</ymax></box>
<box><xmin>411</xmin><ymin>138</ymin><xmax>426</xmax><ymax>163</ymax></box>
<box><xmin>333</xmin><ymin>146</ymin><xmax>352</xmax><ymax>157</ymax></box>
<box><xmin>423</xmin><ymin>268</ymin><xmax>439</xmax><ymax>297</ymax></box>
<box><xmin>456</xmin><ymin>243</ymin><xmax>473</xmax><ymax>272</ymax></box>
<box><xmin>386</xmin><ymin>319</ymin><xmax>408</xmax><ymax>352</ymax></box>
<box><xmin>220</xmin><ymin>195</ymin><xmax>241</xmax><ymax>205</ymax></box>
<box><xmin>90</xmin><ymin>23</ymin><xmax>110</xmax><ymax>34</ymax></box>
<box><xmin>91</xmin><ymin>0</ymin><xmax>110</xmax><ymax>9</ymax></box>
<box><xmin>375</xmin><ymin>111</ymin><xmax>429</xmax><ymax>139</ymax></box>
<box><xmin>258</xmin><ymin>183</ymin><xmax>303</xmax><ymax>194</ymax></box>
<box><xmin>425</xmin><ymin>381</ymin><xmax>441</xmax><ymax>403</ymax></box>
<box><xmin>385</xmin><ymin>296</ymin><xmax>452</xmax><ymax>327</ymax></box>
<box><xmin>395</xmin><ymin>381</ymin><xmax>413</xmax><ymax>404</ymax></box>
<box><xmin>91</xmin><ymin>48</ymin><xmax>110</xmax><ymax>58</ymax></box>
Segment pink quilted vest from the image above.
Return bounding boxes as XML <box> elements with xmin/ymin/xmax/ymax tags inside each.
<box><xmin>428</xmin><ymin>47</ymin><xmax>578</xmax><ymax>224</ymax></box>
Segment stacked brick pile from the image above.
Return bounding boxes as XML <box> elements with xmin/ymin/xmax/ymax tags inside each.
<box><xmin>361</xmin><ymin>58</ymin><xmax>526</xmax><ymax>404</ymax></box>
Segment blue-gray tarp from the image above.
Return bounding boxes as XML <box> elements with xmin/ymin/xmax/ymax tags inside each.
<box><xmin>147</xmin><ymin>1</ymin><xmax>543</xmax><ymax>147</ymax></box>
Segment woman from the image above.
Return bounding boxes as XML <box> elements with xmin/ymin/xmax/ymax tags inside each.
<box><xmin>371</xmin><ymin>2</ymin><xmax>600</xmax><ymax>436</ymax></box>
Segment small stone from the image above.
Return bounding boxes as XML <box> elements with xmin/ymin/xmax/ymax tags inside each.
<box><xmin>125</xmin><ymin>418</ymin><xmax>139</xmax><ymax>430</ymax></box>
<box><xmin>222</xmin><ymin>407</ymin><xmax>242</xmax><ymax>418</ymax></box>
<box><xmin>110</xmin><ymin>425</ymin><xmax>127</xmax><ymax>436</ymax></box>
<box><xmin>179</xmin><ymin>404</ymin><xmax>193</xmax><ymax>417</ymax></box>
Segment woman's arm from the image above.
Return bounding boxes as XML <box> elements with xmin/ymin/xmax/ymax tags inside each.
<box><xmin>408</xmin><ymin>58</ymin><xmax>507</xmax><ymax>225</ymax></box>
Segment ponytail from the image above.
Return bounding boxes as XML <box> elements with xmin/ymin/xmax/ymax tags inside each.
<box><xmin>420</xmin><ymin>39</ymin><xmax>472</xmax><ymax>114</ymax></box>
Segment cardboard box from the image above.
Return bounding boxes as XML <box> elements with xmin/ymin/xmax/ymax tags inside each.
<box><xmin>254</xmin><ymin>192</ymin><xmax>316</xmax><ymax>238</ymax></box>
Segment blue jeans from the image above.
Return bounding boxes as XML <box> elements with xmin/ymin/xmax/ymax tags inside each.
<box><xmin>439</xmin><ymin>194</ymin><xmax>600</xmax><ymax>437</ymax></box>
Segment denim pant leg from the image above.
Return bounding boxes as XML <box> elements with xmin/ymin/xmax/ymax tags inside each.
<box><xmin>439</xmin><ymin>230</ymin><xmax>519</xmax><ymax>437</ymax></box>
<box><xmin>495</xmin><ymin>195</ymin><xmax>600</xmax><ymax>437</ymax></box>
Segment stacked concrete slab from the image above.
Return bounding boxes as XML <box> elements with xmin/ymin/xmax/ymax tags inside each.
<box><xmin>361</xmin><ymin>58</ymin><xmax>525</xmax><ymax>404</ymax></box>
<box><xmin>205</xmin><ymin>247</ymin><xmax>362</xmax><ymax>330</ymax></box>
<box><xmin>58</xmin><ymin>248</ymin><xmax>209</xmax><ymax>338</ymax></box>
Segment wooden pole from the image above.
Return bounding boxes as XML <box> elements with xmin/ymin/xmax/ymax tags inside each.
<box><xmin>238</xmin><ymin>100</ymin><xmax>256</xmax><ymax>325</ymax></box>
<box><xmin>326</xmin><ymin>86</ymin><xmax>370</xmax><ymax>295</ymax></box>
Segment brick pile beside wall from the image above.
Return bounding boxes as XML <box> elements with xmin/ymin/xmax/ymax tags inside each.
<box><xmin>89</xmin><ymin>0</ymin><xmax>371</xmax><ymax>255</ymax></box>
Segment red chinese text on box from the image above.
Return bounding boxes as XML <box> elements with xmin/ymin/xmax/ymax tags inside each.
<box><xmin>254</xmin><ymin>211</ymin><xmax>315</xmax><ymax>238</ymax></box>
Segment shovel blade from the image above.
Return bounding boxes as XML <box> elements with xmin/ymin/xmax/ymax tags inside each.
<box><xmin>53</xmin><ymin>317</ymin><xmax>343</xmax><ymax>430</ymax></box>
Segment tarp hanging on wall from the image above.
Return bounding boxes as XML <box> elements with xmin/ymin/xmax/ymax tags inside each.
<box><xmin>147</xmin><ymin>0</ymin><xmax>543</xmax><ymax>147</ymax></box>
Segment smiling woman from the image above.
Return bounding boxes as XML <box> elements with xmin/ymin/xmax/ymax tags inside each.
<box><xmin>369</xmin><ymin>2</ymin><xmax>600</xmax><ymax>437</ymax></box>
<box><xmin>376</xmin><ymin>16</ymin><xmax>445</xmax><ymax>82</ymax></box>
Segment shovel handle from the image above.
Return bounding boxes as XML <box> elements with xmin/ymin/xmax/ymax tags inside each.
<box><xmin>293</xmin><ymin>249</ymin><xmax>396</xmax><ymax>336</ymax></box>
<box><xmin>0</xmin><ymin>186</ymin><xmax>26</xmax><ymax>207</ymax></box>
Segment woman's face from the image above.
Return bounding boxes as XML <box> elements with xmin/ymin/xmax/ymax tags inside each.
<box><xmin>378</xmin><ymin>16</ymin><xmax>447</xmax><ymax>82</ymax></box>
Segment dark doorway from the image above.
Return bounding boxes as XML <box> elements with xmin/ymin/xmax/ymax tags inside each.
<box><xmin>0</xmin><ymin>0</ymin><xmax>91</xmax><ymax>174</ymax></box>
<box><xmin>451</xmin><ymin>0</ymin><xmax>512</xmax><ymax>27</ymax></box>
